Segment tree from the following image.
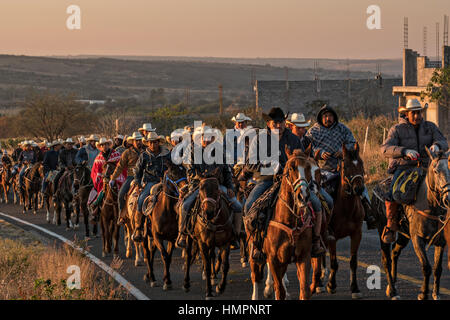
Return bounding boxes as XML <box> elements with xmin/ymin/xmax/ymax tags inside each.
<box><xmin>421</xmin><ymin>66</ymin><xmax>450</xmax><ymax>109</ymax></box>
<box><xmin>16</xmin><ymin>91</ymin><xmax>92</xmax><ymax>141</ymax></box>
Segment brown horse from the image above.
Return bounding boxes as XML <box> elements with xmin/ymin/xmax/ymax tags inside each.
<box><xmin>99</xmin><ymin>162</ymin><xmax>120</xmax><ymax>258</ymax></box>
<box><xmin>183</xmin><ymin>169</ymin><xmax>234</xmax><ymax>299</ymax></box>
<box><xmin>326</xmin><ymin>143</ymin><xmax>365</xmax><ymax>299</ymax></box>
<box><xmin>11</xmin><ymin>164</ymin><xmax>22</xmax><ymax>205</ymax></box>
<box><xmin>123</xmin><ymin>184</ymin><xmax>145</xmax><ymax>266</ymax></box>
<box><xmin>22</xmin><ymin>163</ymin><xmax>43</xmax><ymax>215</ymax></box>
<box><xmin>73</xmin><ymin>163</ymin><xmax>97</xmax><ymax>238</ymax></box>
<box><xmin>142</xmin><ymin>161</ymin><xmax>187</xmax><ymax>290</ymax></box>
<box><xmin>53</xmin><ymin>169</ymin><xmax>75</xmax><ymax>229</ymax></box>
<box><xmin>0</xmin><ymin>164</ymin><xmax>12</xmax><ymax>204</ymax></box>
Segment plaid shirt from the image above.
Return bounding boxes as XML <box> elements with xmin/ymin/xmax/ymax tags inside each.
<box><xmin>305</xmin><ymin>122</ymin><xmax>356</xmax><ymax>171</ymax></box>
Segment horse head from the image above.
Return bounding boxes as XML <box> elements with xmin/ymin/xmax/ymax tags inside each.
<box><xmin>198</xmin><ymin>167</ymin><xmax>221</xmax><ymax>220</ymax></box>
<box><xmin>339</xmin><ymin>142</ymin><xmax>365</xmax><ymax>196</ymax></box>
<box><xmin>284</xmin><ymin>146</ymin><xmax>312</xmax><ymax>206</ymax></box>
<box><xmin>425</xmin><ymin>146</ymin><xmax>450</xmax><ymax>209</ymax></box>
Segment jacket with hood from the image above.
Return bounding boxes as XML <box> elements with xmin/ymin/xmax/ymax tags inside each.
<box><xmin>381</xmin><ymin>117</ymin><xmax>448</xmax><ymax>174</ymax></box>
<box><xmin>305</xmin><ymin>106</ymin><xmax>356</xmax><ymax>171</ymax></box>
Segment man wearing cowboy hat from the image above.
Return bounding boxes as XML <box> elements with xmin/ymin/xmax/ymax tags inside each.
<box><xmin>12</xmin><ymin>142</ymin><xmax>23</xmax><ymax>163</ymax></box>
<box><xmin>41</xmin><ymin>140</ymin><xmax>63</xmax><ymax>194</ymax></box>
<box><xmin>113</xmin><ymin>134</ymin><xmax>127</xmax><ymax>155</ymax></box>
<box><xmin>380</xmin><ymin>98</ymin><xmax>448</xmax><ymax>243</ymax></box>
<box><xmin>18</xmin><ymin>140</ymin><xmax>38</xmax><ymax>190</ymax></box>
<box><xmin>176</xmin><ymin>125</ymin><xmax>243</xmax><ymax>250</ymax></box>
<box><xmin>89</xmin><ymin>137</ymin><xmax>125</xmax><ymax>222</ymax></box>
<box><xmin>110</xmin><ymin>132</ymin><xmax>144</xmax><ymax>225</ymax></box>
<box><xmin>306</xmin><ymin>105</ymin><xmax>377</xmax><ymax>231</ymax></box>
<box><xmin>232</xmin><ymin>112</ymin><xmax>252</xmax><ymax>130</ymax></box>
<box><xmin>286</xmin><ymin>113</ymin><xmax>312</xmax><ymax>149</ymax></box>
<box><xmin>51</xmin><ymin>138</ymin><xmax>78</xmax><ymax>196</ymax></box>
<box><xmin>75</xmin><ymin>134</ymin><xmax>100</xmax><ymax>169</ymax></box>
<box><xmin>241</xmin><ymin>107</ymin><xmax>324</xmax><ymax>257</ymax></box>
<box><xmin>131</xmin><ymin>131</ymin><xmax>170</xmax><ymax>242</ymax></box>
<box><xmin>76</xmin><ymin>136</ymin><xmax>86</xmax><ymax>149</ymax></box>
<box><xmin>138</xmin><ymin>123</ymin><xmax>156</xmax><ymax>138</ymax></box>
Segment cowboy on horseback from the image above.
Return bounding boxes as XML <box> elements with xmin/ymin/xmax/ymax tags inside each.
<box><xmin>52</xmin><ymin>138</ymin><xmax>78</xmax><ymax>197</ymax></box>
<box><xmin>305</xmin><ymin>105</ymin><xmax>377</xmax><ymax>231</ymax></box>
<box><xmin>113</xmin><ymin>134</ymin><xmax>126</xmax><ymax>155</ymax></box>
<box><xmin>131</xmin><ymin>131</ymin><xmax>170</xmax><ymax>241</ymax></box>
<box><xmin>75</xmin><ymin>134</ymin><xmax>100</xmax><ymax>169</ymax></box>
<box><xmin>89</xmin><ymin>137</ymin><xmax>125</xmax><ymax>222</ymax></box>
<box><xmin>176</xmin><ymin>125</ymin><xmax>243</xmax><ymax>250</ymax></box>
<box><xmin>240</xmin><ymin>107</ymin><xmax>326</xmax><ymax>257</ymax></box>
<box><xmin>18</xmin><ymin>141</ymin><xmax>37</xmax><ymax>190</ymax></box>
<box><xmin>380</xmin><ymin>98</ymin><xmax>448</xmax><ymax>244</ymax></box>
<box><xmin>287</xmin><ymin>112</ymin><xmax>335</xmax><ymax>245</ymax></box>
<box><xmin>111</xmin><ymin>132</ymin><xmax>144</xmax><ymax>226</ymax></box>
<box><xmin>41</xmin><ymin>140</ymin><xmax>63</xmax><ymax>194</ymax></box>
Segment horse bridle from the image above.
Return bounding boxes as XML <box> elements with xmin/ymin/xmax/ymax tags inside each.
<box><xmin>199</xmin><ymin>177</ymin><xmax>222</xmax><ymax>220</ymax></box>
<box><xmin>427</xmin><ymin>157</ymin><xmax>450</xmax><ymax>209</ymax></box>
<box><xmin>164</xmin><ymin>174</ymin><xmax>186</xmax><ymax>199</ymax></box>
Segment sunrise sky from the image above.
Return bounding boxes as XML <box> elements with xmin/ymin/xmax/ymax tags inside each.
<box><xmin>0</xmin><ymin>0</ymin><xmax>448</xmax><ymax>59</ymax></box>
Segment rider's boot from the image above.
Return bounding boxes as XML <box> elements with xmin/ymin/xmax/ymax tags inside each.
<box><xmin>312</xmin><ymin>210</ymin><xmax>326</xmax><ymax>257</ymax></box>
<box><xmin>176</xmin><ymin>205</ymin><xmax>189</xmax><ymax>249</ymax></box>
<box><xmin>131</xmin><ymin>212</ymin><xmax>145</xmax><ymax>242</ymax></box>
<box><xmin>230</xmin><ymin>211</ymin><xmax>242</xmax><ymax>250</ymax></box>
<box><xmin>381</xmin><ymin>200</ymin><xmax>399</xmax><ymax>244</ymax></box>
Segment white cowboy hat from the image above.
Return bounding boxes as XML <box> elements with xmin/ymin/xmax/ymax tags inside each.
<box><xmin>86</xmin><ymin>134</ymin><xmax>99</xmax><ymax>142</ymax></box>
<box><xmin>287</xmin><ymin>113</ymin><xmax>311</xmax><ymax>127</ymax></box>
<box><xmin>232</xmin><ymin>113</ymin><xmax>252</xmax><ymax>122</ymax></box>
<box><xmin>405</xmin><ymin>98</ymin><xmax>427</xmax><ymax>111</ymax></box>
<box><xmin>107</xmin><ymin>138</ymin><xmax>113</xmax><ymax>145</ymax></box>
<box><xmin>96</xmin><ymin>137</ymin><xmax>109</xmax><ymax>147</ymax></box>
<box><xmin>145</xmin><ymin>131</ymin><xmax>165</xmax><ymax>143</ymax></box>
<box><xmin>139</xmin><ymin>123</ymin><xmax>156</xmax><ymax>132</ymax></box>
<box><xmin>51</xmin><ymin>140</ymin><xmax>61</xmax><ymax>147</ymax></box>
<box><xmin>65</xmin><ymin>138</ymin><xmax>75</xmax><ymax>144</ymax></box>
<box><xmin>127</xmin><ymin>131</ymin><xmax>144</xmax><ymax>142</ymax></box>
<box><xmin>114</xmin><ymin>134</ymin><xmax>124</xmax><ymax>140</ymax></box>
<box><xmin>78</xmin><ymin>136</ymin><xmax>86</xmax><ymax>143</ymax></box>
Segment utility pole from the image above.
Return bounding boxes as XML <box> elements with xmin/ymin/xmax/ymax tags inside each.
<box><xmin>423</xmin><ymin>26</ymin><xmax>428</xmax><ymax>56</ymax></box>
<box><xmin>436</xmin><ymin>22</ymin><xmax>440</xmax><ymax>61</ymax></box>
<box><xmin>404</xmin><ymin>17</ymin><xmax>409</xmax><ymax>49</ymax></box>
<box><xmin>218</xmin><ymin>84</ymin><xmax>223</xmax><ymax>115</ymax></box>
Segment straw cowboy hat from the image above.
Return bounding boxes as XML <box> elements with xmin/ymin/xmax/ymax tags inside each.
<box><xmin>95</xmin><ymin>137</ymin><xmax>109</xmax><ymax>148</ymax></box>
<box><xmin>114</xmin><ymin>134</ymin><xmax>124</xmax><ymax>140</ymax></box>
<box><xmin>405</xmin><ymin>98</ymin><xmax>427</xmax><ymax>112</ymax></box>
<box><xmin>65</xmin><ymin>138</ymin><xmax>75</xmax><ymax>145</ymax></box>
<box><xmin>127</xmin><ymin>132</ymin><xmax>144</xmax><ymax>142</ymax></box>
<box><xmin>287</xmin><ymin>113</ymin><xmax>311</xmax><ymax>127</ymax></box>
<box><xmin>87</xmin><ymin>134</ymin><xmax>99</xmax><ymax>142</ymax></box>
<box><xmin>139</xmin><ymin>123</ymin><xmax>156</xmax><ymax>132</ymax></box>
<box><xmin>231</xmin><ymin>113</ymin><xmax>252</xmax><ymax>122</ymax></box>
<box><xmin>51</xmin><ymin>140</ymin><xmax>62</xmax><ymax>147</ymax></box>
<box><xmin>262</xmin><ymin>107</ymin><xmax>289</xmax><ymax>122</ymax></box>
<box><xmin>145</xmin><ymin>131</ymin><xmax>165</xmax><ymax>143</ymax></box>
<box><xmin>78</xmin><ymin>136</ymin><xmax>86</xmax><ymax>143</ymax></box>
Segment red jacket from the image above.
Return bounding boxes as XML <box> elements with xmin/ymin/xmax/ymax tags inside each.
<box><xmin>91</xmin><ymin>149</ymin><xmax>126</xmax><ymax>193</ymax></box>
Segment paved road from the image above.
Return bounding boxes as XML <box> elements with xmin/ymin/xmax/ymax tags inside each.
<box><xmin>0</xmin><ymin>202</ymin><xmax>448</xmax><ymax>300</ymax></box>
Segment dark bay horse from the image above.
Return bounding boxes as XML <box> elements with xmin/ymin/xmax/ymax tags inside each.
<box><xmin>372</xmin><ymin>149</ymin><xmax>450</xmax><ymax>300</ymax></box>
<box><xmin>22</xmin><ymin>163</ymin><xmax>43</xmax><ymax>215</ymax></box>
<box><xmin>100</xmin><ymin>162</ymin><xmax>120</xmax><ymax>258</ymax></box>
<box><xmin>73</xmin><ymin>163</ymin><xmax>97</xmax><ymax>238</ymax></box>
<box><xmin>183</xmin><ymin>168</ymin><xmax>234</xmax><ymax>300</ymax></box>
<box><xmin>326</xmin><ymin>143</ymin><xmax>365</xmax><ymax>299</ymax></box>
<box><xmin>0</xmin><ymin>164</ymin><xmax>12</xmax><ymax>204</ymax></box>
<box><xmin>142</xmin><ymin>161</ymin><xmax>186</xmax><ymax>290</ymax></box>
<box><xmin>53</xmin><ymin>169</ymin><xmax>75</xmax><ymax>229</ymax></box>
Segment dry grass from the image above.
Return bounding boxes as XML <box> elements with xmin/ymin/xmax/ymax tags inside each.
<box><xmin>0</xmin><ymin>239</ymin><xmax>130</xmax><ymax>300</ymax></box>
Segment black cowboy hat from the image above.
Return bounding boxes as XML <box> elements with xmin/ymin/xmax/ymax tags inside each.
<box><xmin>262</xmin><ymin>107</ymin><xmax>289</xmax><ymax>122</ymax></box>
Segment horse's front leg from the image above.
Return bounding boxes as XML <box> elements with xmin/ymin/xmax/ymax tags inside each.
<box><xmin>432</xmin><ymin>245</ymin><xmax>445</xmax><ymax>300</ymax></box>
<box><xmin>199</xmin><ymin>242</ymin><xmax>213</xmax><ymax>300</ymax></box>
<box><xmin>267</xmin><ymin>256</ymin><xmax>288</xmax><ymax>300</ymax></box>
<box><xmin>350</xmin><ymin>230</ymin><xmax>362</xmax><ymax>299</ymax></box>
<box><xmin>216</xmin><ymin>246</ymin><xmax>230</xmax><ymax>295</ymax></box>
<box><xmin>326</xmin><ymin>238</ymin><xmax>338</xmax><ymax>294</ymax></box>
<box><xmin>411</xmin><ymin>235</ymin><xmax>431</xmax><ymax>300</ymax></box>
<box><xmin>183</xmin><ymin>237</ymin><xmax>193</xmax><ymax>293</ymax></box>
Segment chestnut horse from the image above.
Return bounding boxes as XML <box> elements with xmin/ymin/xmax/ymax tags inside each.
<box><xmin>247</xmin><ymin>148</ymin><xmax>314</xmax><ymax>300</ymax></box>
<box><xmin>124</xmin><ymin>184</ymin><xmax>145</xmax><ymax>267</ymax></box>
<box><xmin>0</xmin><ymin>164</ymin><xmax>12</xmax><ymax>204</ymax></box>
<box><xmin>100</xmin><ymin>161</ymin><xmax>120</xmax><ymax>258</ymax></box>
<box><xmin>326</xmin><ymin>143</ymin><xmax>365</xmax><ymax>299</ymax></box>
<box><xmin>22</xmin><ymin>163</ymin><xmax>43</xmax><ymax>215</ymax></box>
<box><xmin>182</xmin><ymin>169</ymin><xmax>234</xmax><ymax>300</ymax></box>
<box><xmin>142</xmin><ymin>161</ymin><xmax>186</xmax><ymax>290</ymax></box>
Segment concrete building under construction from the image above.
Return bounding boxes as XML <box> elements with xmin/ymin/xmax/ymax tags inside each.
<box><xmin>392</xmin><ymin>46</ymin><xmax>450</xmax><ymax>134</ymax></box>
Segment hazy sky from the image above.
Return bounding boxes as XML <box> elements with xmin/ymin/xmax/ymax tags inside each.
<box><xmin>0</xmin><ymin>0</ymin><xmax>449</xmax><ymax>59</ymax></box>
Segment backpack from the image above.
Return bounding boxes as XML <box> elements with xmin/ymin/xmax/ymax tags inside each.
<box><xmin>392</xmin><ymin>167</ymin><xmax>425</xmax><ymax>205</ymax></box>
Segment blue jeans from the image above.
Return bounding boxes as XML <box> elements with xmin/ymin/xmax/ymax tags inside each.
<box><xmin>118</xmin><ymin>176</ymin><xmax>134</xmax><ymax>212</ymax></box>
<box><xmin>137</xmin><ymin>182</ymin><xmax>155</xmax><ymax>213</ymax></box>
<box><xmin>41</xmin><ymin>172</ymin><xmax>50</xmax><ymax>193</ymax></box>
<box><xmin>244</xmin><ymin>179</ymin><xmax>273</xmax><ymax>215</ymax></box>
<box><xmin>219</xmin><ymin>185</ymin><xmax>243</xmax><ymax>213</ymax></box>
<box><xmin>19</xmin><ymin>166</ymin><xmax>27</xmax><ymax>187</ymax></box>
